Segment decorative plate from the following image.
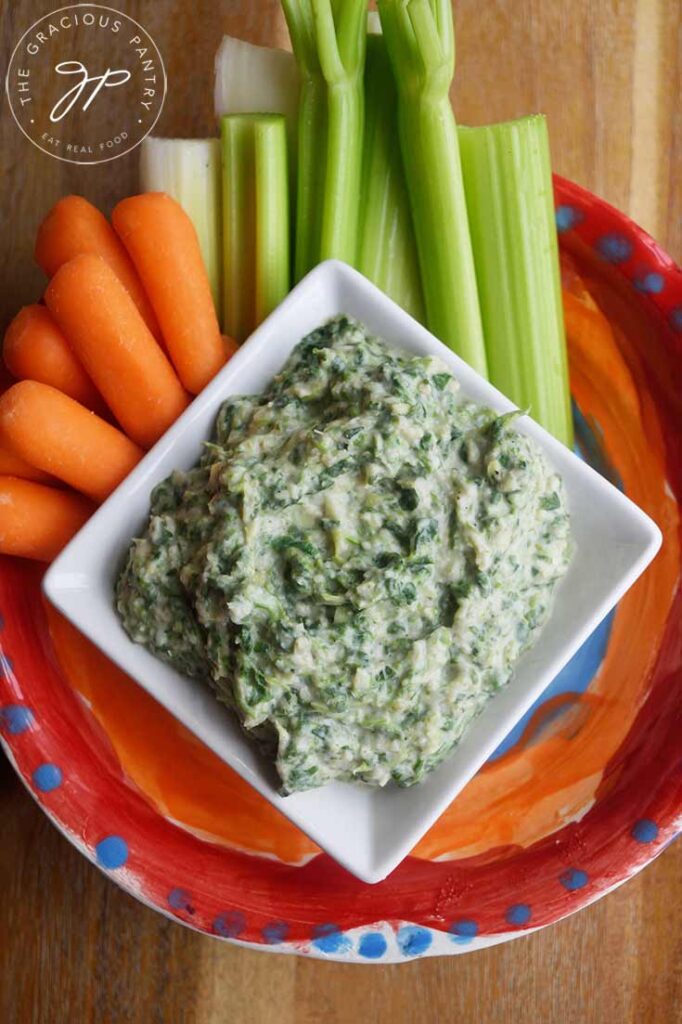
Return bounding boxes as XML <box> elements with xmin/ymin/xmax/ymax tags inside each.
<box><xmin>1</xmin><ymin>176</ymin><xmax>681</xmax><ymax>962</ymax></box>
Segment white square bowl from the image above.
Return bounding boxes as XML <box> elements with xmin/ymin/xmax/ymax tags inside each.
<box><xmin>43</xmin><ymin>260</ymin><xmax>662</xmax><ymax>884</ymax></box>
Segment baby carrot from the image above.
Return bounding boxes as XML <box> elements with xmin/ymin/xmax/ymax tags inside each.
<box><xmin>0</xmin><ymin>382</ymin><xmax>143</xmax><ymax>503</ymax></box>
<box><xmin>0</xmin><ymin>444</ymin><xmax>53</xmax><ymax>483</ymax></box>
<box><xmin>0</xmin><ymin>444</ymin><xmax>52</xmax><ymax>483</ymax></box>
<box><xmin>0</xmin><ymin>476</ymin><xmax>94</xmax><ymax>561</ymax></box>
<box><xmin>45</xmin><ymin>254</ymin><xmax>189</xmax><ymax>449</ymax></box>
<box><xmin>34</xmin><ymin>195</ymin><xmax>161</xmax><ymax>340</ymax></box>
<box><xmin>3</xmin><ymin>304</ymin><xmax>105</xmax><ymax>413</ymax></box>
<box><xmin>112</xmin><ymin>193</ymin><xmax>225</xmax><ymax>394</ymax></box>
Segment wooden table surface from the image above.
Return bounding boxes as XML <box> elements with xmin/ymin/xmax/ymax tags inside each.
<box><xmin>1</xmin><ymin>2</ymin><xmax>681</xmax><ymax>1022</ymax></box>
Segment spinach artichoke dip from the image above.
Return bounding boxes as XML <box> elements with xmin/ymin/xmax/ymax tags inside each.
<box><xmin>116</xmin><ymin>316</ymin><xmax>572</xmax><ymax>794</ymax></box>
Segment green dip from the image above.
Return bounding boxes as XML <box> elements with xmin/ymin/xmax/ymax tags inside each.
<box><xmin>116</xmin><ymin>316</ymin><xmax>572</xmax><ymax>793</ymax></box>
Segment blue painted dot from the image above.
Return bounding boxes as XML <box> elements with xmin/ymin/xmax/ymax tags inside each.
<box><xmin>262</xmin><ymin>920</ymin><xmax>289</xmax><ymax>944</ymax></box>
<box><xmin>311</xmin><ymin>923</ymin><xmax>351</xmax><ymax>954</ymax></box>
<box><xmin>358</xmin><ymin>931</ymin><xmax>388</xmax><ymax>959</ymax></box>
<box><xmin>560</xmin><ymin>867</ymin><xmax>588</xmax><ymax>891</ymax></box>
<box><xmin>213</xmin><ymin>910</ymin><xmax>246</xmax><ymax>938</ymax></box>
<box><xmin>168</xmin><ymin>887</ymin><xmax>194</xmax><ymax>914</ymax></box>
<box><xmin>32</xmin><ymin>763</ymin><xmax>62</xmax><ymax>792</ymax></box>
<box><xmin>632</xmin><ymin>818</ymin><xmax>659</xmax><ymax>843</ymax></box>
<box><xmin>397</xmin><ymin>925</ymin><xmax>433</xmax><ymax>957</ymax></box>
<box><xmin>95</xmin><ymin>835</ymin><xmax>128</xmax><ymax>869</ymax></box>
<box><xmin>596</xmin><ymin>234</ymin><xmax>633</xmax><ymax>264</ymax></box>
<box><xmin>0</xmin><ymin>612</ymin><xmax>4</xmax><ymax>630</ymax></box>
<box><xmin>0</xmin><ymin>704</ymin><xmax>34</xmax><ymax>735</ymax></box>
<box><xmin>505</xmin><ymin>903</ymin><xmax>532</xmax><ymax>926</ymax></box>
<box><xmin>555</xmin><ymin>205</ymin><xmax>581</xmax><ymax>232</ymax></box>
<box><xmin>669</xmin><ymin>307</ymin><xmax>682</xmax><ymax>332</ymax></box>
<box><xmin>449</xmin><ymin>919</ymin><xmax>479</xmax><ymax>945</ymax></box>
<box><xmin>634</xmin><ymin>271</ymin><xmax>664</xmax><ymax>294</ymax></box>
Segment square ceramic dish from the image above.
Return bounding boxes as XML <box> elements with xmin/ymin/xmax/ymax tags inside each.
<box><xmin>43</xmin><ymin>260</ymin><xmax>662</xmax><ymax>884</ymax></box>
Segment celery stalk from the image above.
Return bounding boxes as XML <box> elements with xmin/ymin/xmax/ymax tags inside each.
<box><xmin>284</xmin><ymin>6</ymin><xmax>326</xmax><ymax>279</ymax></box>
<box><xmin>254</xmin><ymin>118</ymin><xmax>291</xmax><ymax>326</ymax></box>
<box><xmin>459</xmin><ymin>117</ymin><xmax>573</xmax><ymax>446</ymax></box>
<box><xmin>377</xmin><ymin>0</ymin><xmax>487</xmax><ymax>376</ymax></box>
<box><xmin>221</xmin><ymin>117</ymin><xmax>255</xmax><ymax>343</ymax></box>
<box><xmin>220</xmin><ymin>115</ymin><xmax>290</xmax><ymax>343</ymax></box>
<box><xmin>139</xmin><ymin>137</ymin><xmax>222</xmax><ymax>323</ymax></box>
<box><xmin>358</xmin><ymin>30</ymin><xmax>425</xmax><ymax>322</ymax></box>
<box><xmin>282</xmin><ymin>0</ymin><xmax>367</xmax><ymax>278</ymax></box>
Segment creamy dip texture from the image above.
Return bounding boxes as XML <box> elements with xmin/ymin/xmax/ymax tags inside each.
<box><xmin>116</xmin><ymin>316</ymin><xmax>572</xmax><ymax>793</ymax></box>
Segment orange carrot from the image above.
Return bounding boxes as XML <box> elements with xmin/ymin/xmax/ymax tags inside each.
<box><xmin>0</xmin><ymin>444</ymin><xmax>53</xmax><ymax>483</ymax></box>
<box><xmin>112</xmin><ymin>193</ymin><xmax>225</xmax><ymax>394</ymax></box>
<box><xmin>3</xmin><ymin>304</ymin><xmax>105</xmax><ymax>413</ymax></box>
<box><xmin>0</xmin><ymin>476</ymin><xmax>94</xmax><ymax>561</ymax></box>
<box><xmin>35</xmin><ymin>195</ymin><xmax>161</xmax><ymax>340</ymax></box>
<box><xmin>45</xmin><ymin>254</ymin><xmax>189</xmax><ymax>449</ymax></box>
<box><xmin>0</xmin><ymin>381</ymin><xmax>143</xmax><ymax>502</ymax></box>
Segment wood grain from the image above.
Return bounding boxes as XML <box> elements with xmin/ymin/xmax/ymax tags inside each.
<box><xmin>1</xmin><ymin>2</ymin><xmax>681</xmax><ymax>1022</ymax></box>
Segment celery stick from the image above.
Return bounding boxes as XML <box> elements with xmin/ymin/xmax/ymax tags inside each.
<box><xmin>220</xmin><ymin>115</ymin><xmax>290</xmax><ymax>343</ymax></box>
<box><xmin>358</xmin><ymin>31</ymin><xmax>425</xmax><ymax>322</ymax></box>
<box><xmin>282</xmin><ymin>2</ymin><xmax>326</xmax><ymax>279</ymax></box>
<box><xmin>459</xmin><ymin>117</ymin><xmax>573</xmax><ymax>446</ymax></box>
<box><xmin>139</xmin><ymin>137</ymin><xmax>222</xmax><ymax>323</ymax></box>
<box><xmin>282</xmin><ymin>0</ymin><xmax>367</xmax><ymax>278</ymax></box>
<box><xmin>254</xmin><ymin>118</ymin><xmax>290</xmax><ymax>326</ymax></box>
<box><xmin>377</xmin><ymin>0</ymin><xmax>487</xmax><ymax>376</ymax></box>
<box><xmin>221</xmin><ymin>117</ymin><xmax>254</xmax><ymax>343</ymax></box>
<box><xmin>316</xmin><ymin>0</ymin><xmax>365</xmax><ymax>263</ymax></box>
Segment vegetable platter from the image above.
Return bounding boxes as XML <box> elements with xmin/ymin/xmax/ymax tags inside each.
<box><xmin>0</xmin><ymin>1</ymin><xmax>680</xmax><ymax>960</ymax></box>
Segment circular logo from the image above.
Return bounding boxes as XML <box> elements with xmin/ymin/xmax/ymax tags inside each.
<box><xmin>5</xmin><ymin>4</ymin><xmax>166</xmax><ymax>165</ymax></box>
